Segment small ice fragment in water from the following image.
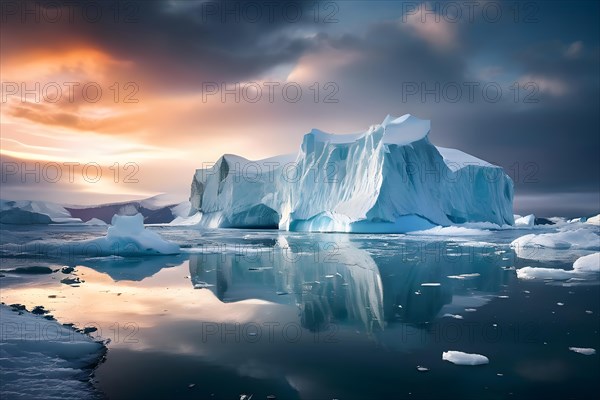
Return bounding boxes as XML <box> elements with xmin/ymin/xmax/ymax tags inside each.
<box><xmin>497</xmin><ymin>373</ymin><xmax>503</xmax><ymax>376</ymax></box>
<box><xmin>465</xmin><ymin>308</ymin><xmax>477</xmax><ymax>312</ymax></box>
<box><xmin>442</xmin><ymin>351</ymin><xmax>489</xmax><ymax>365</ymax></box>
<box><xmin>557</xmin><ymin>302</ymin><xmax>564</xmax><ymax>306</ymax></box>
<box><xmin>276</xmin><ymin>291</ymin><xmax>288</xmax><ymax>295</ymax></box>
<box><xmin>585</xmin><ymin>310</ymin><xmax>593</xmax><ymax>314</ymax></box>
<box><xmin>325</xmin><ymin>275</ymin><xmax>335</xmax><ymax>278</ymax></box>
<box><xmin>416</xmin><ymin>366</ymin><xmax>429</xmax><ymax>372</ymax></box>
<box><xmin>194</xmin><ymin>281</ymin><xmax>214</xmax><ymax>289</ymax></box>
<box><xmin>447</xmin><ymin>273</ymin><xmax>480</xmax><ymax>280</ymax></box>
<box><xmin>421</xmin><ymin>283</ymin><xmax>441</xmax><ymax>287</ymax></box>
<box><xmin>569</xmin><ymin>347</ymin><xmax>596</xmax><ymax>355</ymax></box>
<box><xmin>188</xmin><ymin>384</ymin><xmax>196</xmax><ymax>388</ymax></box>
<box><xmin>497</xmin><ymin>295</ymin><xmax>509</xmax><ymax>299</ymax></box>
<box><xmin>443</xmin><ymin>314</ymin><xmax>463</xmax><ymax>319</ymax></box>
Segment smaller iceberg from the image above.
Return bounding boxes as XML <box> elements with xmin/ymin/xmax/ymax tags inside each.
<box><xmin>516</xmin><ymin>252</ymin><xmax>600</xmax><ymax>282</ymax></box>
<box><xmin>49</xmin><ymin>214</ymin><xmax>181</xmax><ymax>257</ymax></box>
<box><xmin>514</xmin><ymin>214</ymin><xmax>535</xmax><ymax>228</ymax></box>
<box><xmin>90</xmin><ymin>214</ymin><xmax>180</xmax><ymax>256</ymax></box>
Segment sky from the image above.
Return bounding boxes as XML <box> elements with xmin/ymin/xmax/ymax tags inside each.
<box><xmin>1</xmin><ymin>0</ymin><xmax>598</xmax><ymax>217</ymax></box>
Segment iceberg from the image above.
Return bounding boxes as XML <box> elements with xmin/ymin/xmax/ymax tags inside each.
<box><xmin>26</xmin><ymin>214</ymin><xmax>181</xmax><ymax>257</ymax></box>
<box><xmin>189</xmin><ymin>115</ymin><xmax>514</xmax><ymax>232</ymax></box>
<box><xmin>515</xmin><ymin>214</ymin><xmax>535</xmax><ymax>228</ymax></box>
<box><xmin>79</xmin><ymin>213</ymin><xmax>180</xmax><ymax>256</ymax></box>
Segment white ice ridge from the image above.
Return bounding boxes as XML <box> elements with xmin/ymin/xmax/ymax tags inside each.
<box><xmin>189</xmin><ymin>114</ymin><xmax>515</xmax><ymax>232</ymax></box>
<box><xmin>0</xmin><ymin>304</ymin><xmax>106</xmax><ymax>399</ymax></box>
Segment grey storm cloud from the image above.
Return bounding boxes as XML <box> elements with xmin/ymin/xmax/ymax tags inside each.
<box><xmin>1</xmin><ymin>0</ymin><xmax>326</xmax><ymax>89</ymax></box>
<box><xmin>1</xmin><ymin>0</ymin><xmax>598</xmax><ymax>215</ymax></box>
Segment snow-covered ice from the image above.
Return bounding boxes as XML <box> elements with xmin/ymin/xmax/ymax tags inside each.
<box><xmin>84</xmin><ymin>218</ymin><xmax>108</xmax><ymax>226</ymax></box>
<box><xmin>572</xmin><ymin>252</ymin><xmax>600</xmax><ymax>273</ymax></box>
<box><xmin>442</xmin><ymin>351</ymin><xmax>489</xmax><ymax>365</ymax></box>
<box><xmin>0</xmin><ymin>304</ymin><xmax>106</xmax><ymax>399</ymax></box>
<box><xmin>516</xmin><ymin>252</ymin><xmax>600</xmax><ymax>281</ymax></box>
<box><xmin>511</xmin><ymin>227</ymin><xmax>599</xmax><ymax>261</ymax></box>
<box><xmin>514</xmin><ymin>214</ymin><xmax>535</xmax><ymax>228</ymax></box>
<box><xmin>511</xmin><ymin>229</ymin><xmax>599</xmax><ymax>251</ymax></box>
<box><xmin>586</xmin><ymin>214</ymin><xmax>600</xmax><ymax>226</ymax></box>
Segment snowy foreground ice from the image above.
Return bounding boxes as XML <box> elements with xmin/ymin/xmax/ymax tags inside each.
<box><xmin>0</xmin><ymin>304</ymin><xmax>106</xmax><ymax>399</ymax></box>
<box><xmin>189</xmin><ymin>114</ymin><xmax>515</xmax><ymax>232</ymax></box>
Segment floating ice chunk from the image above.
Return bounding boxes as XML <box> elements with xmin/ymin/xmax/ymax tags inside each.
<box><xmin>447</xmin><ymin>273</ymin><xmax>480</xmax><ymax>279</ymax></box>
<box><xmin>515</xmin><ymin>214</ymin><xmax>535</xmax><ymax>228</ymax></box>
<box><xmin>573</xmin><ymin>252</ymin><xmax>600</xmax><ymax>273</ymax></box>
<box><xmin>442</xmin><ymin>351</ymin><xmax>489</xmax><ymax>365</ymax></box>
<box><xmin>586</xmin><ymin>214</ymin><xmax>600</xmax><ymax>226</ymax></box>
<box><xmin>103</xmin><ymin>214</ymin><xmax>180</xmax><ymax>255</ymax></box>
<box><xmin>84</xmin><ymin>218</ymin><xmax>108</xmax><ymax>226</ymax></box>
<box><xmin>416</xmin><ymin>366</ymin><xmax>429</xmax><ymax>372</ymax></box>
<box><xmin>517</xmin><ymin>267</ymin><xmax>573</xmax><ymax>280</ymax></box>
<box><xmin>421</xmin><ymin>282</ymin><xmax>441</xmax><ymax>287</ymax></box>
<box><xmin>569</xmin><ymin>347</ymin><xmax>596</xmax><ymax>355</ymax></box>
<box><xmin>194</xmin><ymin>281</ymin><xmax>214</xmax><ymax>289</ymax></box>
<box><xmin>61</xmin><ymin>213</ymin><xmax>180</xmax><ymax>256</ymax></box>
<box><xmin>511</xmin><ymin>229</ymin><xmax>599</xmax><ymax>251</ymax></box>
<box><xmin>516</xmin><ymin>253</ymin><xmax>600</xmax><ymax>282</ymax></box>
<box><xmin>411</xmin><ymin>226</ymin><xmax>491</xmax><ymax>236</ymax></box>
<box><xmin>443</xmin><ymin>313</ymin><xmax>464</xmax><ymax>319</ymax></box>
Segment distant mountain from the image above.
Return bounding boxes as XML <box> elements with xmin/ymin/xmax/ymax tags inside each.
<box><xmin>1</xmin><ymin>195</ymin><xmax>189</xmax><ymax>225</ymax></box>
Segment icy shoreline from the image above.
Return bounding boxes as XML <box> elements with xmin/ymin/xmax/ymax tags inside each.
<box><xmin>0</xmin><ymin>303</ymin><xmax>107</xmax><ymax>400</ymax></box>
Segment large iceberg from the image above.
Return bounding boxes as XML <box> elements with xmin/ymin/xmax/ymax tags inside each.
<box><xmin>189</xmin><ymin>115</ymin><xmax>514</xmax><ymax>232</ymax></box>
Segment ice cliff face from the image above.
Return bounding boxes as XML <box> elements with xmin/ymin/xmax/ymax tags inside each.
<box><xmin>189</xmin><ymin>115</ymin><xmax>514</xmax><ymax>232</ymax></box>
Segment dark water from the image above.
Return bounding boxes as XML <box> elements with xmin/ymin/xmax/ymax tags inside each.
<box><xmin>1</xmin><ymin>225</ymin><xmax>598</xmax><ymax>399</ymax></box>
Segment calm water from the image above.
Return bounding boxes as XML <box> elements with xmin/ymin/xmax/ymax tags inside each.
<box><xmin>1</xmin><ymin>225</ymin><xmax>598</xmax><ymax>399</ymax></box>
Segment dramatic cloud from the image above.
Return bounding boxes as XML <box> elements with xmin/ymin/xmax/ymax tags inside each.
<box><xmin>1</xmin><ymin>0</ymin><xmax>598</xmax><ymax>215</ymax></box>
